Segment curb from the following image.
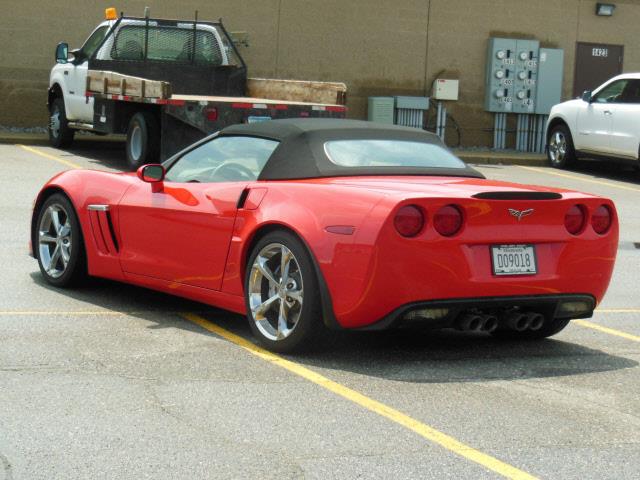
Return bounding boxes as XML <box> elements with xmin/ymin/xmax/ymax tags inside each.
<box><xmin>0</xmin><ymin>134</ymin><xmax>549</xmax><ymax>167</ymax></box>
<box><xmin>454</xmin><ymin>150</ymin><xmax>549</xmax><ymax>167</ymax></box>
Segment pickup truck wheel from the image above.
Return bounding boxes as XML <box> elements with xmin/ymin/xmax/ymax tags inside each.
<box><xmin>126</xmin><ymin>112</ymin><xmax>160</xmax><ymax>170</ymax></box>
<box><xmin>48</xmin><ymin>98</ymin><xmax>75</xmax><ymax>148</ymax></box>
<box><xmin>547</xmin><ymin>125</ymin><xmax>576</xmax><ymax>169</ymax></box>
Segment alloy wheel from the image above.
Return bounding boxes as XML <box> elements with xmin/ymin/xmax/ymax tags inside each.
<box><xmin>548</xmin><ymin>131</ymin><xmax>567</xmax><ymax>165</ymax></box>
<box><xmin>38</xmin><ymin>204</ymin><xmax>73</xmax><ymax>279</ymax></box>
<box><xmin>248</xmin><ymin>243</ymin><xmax>304</xmax><ymax>341</ymax></box>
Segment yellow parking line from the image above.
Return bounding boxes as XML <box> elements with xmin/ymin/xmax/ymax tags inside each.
<box><xmin>182</xmin><ymin>313</ymin><xmax>538</xmax><ymax>480</ymax></box>
<box><xmin>19</xmin><ymin>144</ymin><xmax>82</xmax><ymax>169</ymax></box>
<box><xmin>574</xmin><ymin>319</ymin><xmax>640</xmax><ymax>342</ymax></box>
<box><xmin>519</xmin><ymin>166</ymin><xmax>640</xmax><ymax>193</ymax></box>
<box><xmin>596</xmin><ymin>308</ymin><xmax>640</xmax><ymax>314</ymax></box>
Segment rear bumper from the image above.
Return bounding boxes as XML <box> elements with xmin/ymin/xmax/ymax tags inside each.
<box><xmin>356</xmin><ymin>294</ymin><xmax>595</xmax><ymax>331</ymax></box>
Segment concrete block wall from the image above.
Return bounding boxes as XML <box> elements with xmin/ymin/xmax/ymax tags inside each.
<box><xmin>1</xmin><ymin>0</ymin><xmax>639</xmax><ymax>147</ymax></box>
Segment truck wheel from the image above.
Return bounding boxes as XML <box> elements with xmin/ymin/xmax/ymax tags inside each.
<box><xmin>126</xmin><ymin>111</ymin><xmax>160</xmax><ymax>170</ymax></box>
<box><xmin>48</xmin><ymin>98</ymin><xmax>75</xmax><ymax>148</ymax></box>
<box><xmin>547</xmin><ymin>124</ymin><xmax>576</xmax><ymax>169</ymax></box>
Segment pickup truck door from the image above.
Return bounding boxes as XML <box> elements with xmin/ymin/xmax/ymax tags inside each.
<box><xmin>576</xmin><ymin>79</ymin><xmax>628</xmax><ymax>155</ymax></box>
<box><xmin>117</xmin><ymin>135</ymin><xmax>278</xmax><ymax>291</ymax></box>
<box><xmin>65</xmin><ymin>25</ymin><xmax>109</xmax><ymax>122</ymax></box>
<box><xmin>608</xmin><ymin>79</ymin><xmax>640</xmax><ymax>159</ymax></box>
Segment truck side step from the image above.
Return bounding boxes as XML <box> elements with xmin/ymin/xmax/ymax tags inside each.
<box><xmin>68</xmin><ymin>122</ymin><xmax>95</xmax><ymax>131</ymax></box>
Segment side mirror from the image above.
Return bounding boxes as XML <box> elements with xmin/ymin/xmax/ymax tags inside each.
<box><xmin>55</xmin><ymin>42</ymin><xmax>69</xmax><ymax>64</ymax></box>
<box><xmin>582</xmin><ymin>90</ymin><xmax>593</xmax><ymax>103</ymax></box>
<box><xmin>137</xmin><ymin>164</ymin><xmax>165</xmax><ymax>183</ymax></box>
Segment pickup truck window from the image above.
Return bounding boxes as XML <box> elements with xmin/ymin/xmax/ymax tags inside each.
<box><xmin>165</xmin><ymin>136</ymin><xmax>279</xmax><ymax>183</ymax></box>
<box><xmin>111</xmin><ymin>25</ymin><xmax>223</xmax><ymax>64</ymax></box>
<box><xmin>82</xmin><ymin>26</ymin><xmax>109</xmax><ymax>59</ymax></box>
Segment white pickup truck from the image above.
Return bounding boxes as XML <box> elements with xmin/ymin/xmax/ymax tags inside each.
<box><xmin>546</xmin><ymin>73</ymin><xmax>640</xmax><ymax>168</ymax></box>
<box><xmin>48</xmin><ymin>9</ymin><xmax>347</xmax><ymax>169</ymax></box>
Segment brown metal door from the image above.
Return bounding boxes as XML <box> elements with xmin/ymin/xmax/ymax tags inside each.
<box><xmin>573</xmin><ymin>42</ymin><xmax>624</xmax><ymax>97</ymax></box>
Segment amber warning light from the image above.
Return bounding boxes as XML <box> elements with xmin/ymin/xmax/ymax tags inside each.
<box><xmin>105</xmin><ymin>7</ymin><xmax>118</xmax><ymax>20</ymax></box>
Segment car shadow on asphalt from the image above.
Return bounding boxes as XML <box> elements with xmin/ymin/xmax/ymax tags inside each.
<box><xmin>29</xmin><ymin>272</ymin><xmax>638</xmax><ymax>384</ymax></box>
<box><xmin>62</xmin><ymin>138</ymin><xmax>129</xmax><ymax>171</ymax></box>
<box><xmin>567</xmin><ymin>158</ymin><xmax>640</xmax><ymax>185</ymax></box>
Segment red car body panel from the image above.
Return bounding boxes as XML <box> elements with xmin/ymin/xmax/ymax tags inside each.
<box><xmin>33</xmin><ymin>171</ymin><xmax>618</xmax><ymax>329</ymax></box>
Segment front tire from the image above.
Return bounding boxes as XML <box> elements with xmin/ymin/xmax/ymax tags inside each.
<box><xmin>34</xmin><ymin>193</ymin><xmax>87</xmax><ymax>287</ymax></box>
<box><xmin>245</xmin><ymin>231</ymin><xmax>324</xmax><ymax>353</ymax></box>
<box><xmin>547</xmin><ymin>124</ymin><xmax>576</xmax><ymax>169</ymax></box>
<box><xmin>126</xmin><ymin>111</ymin><xmax>160</xmax><ymax>170</ymax></box>
<box><xmin>48</xmin><ymin>98</ymin><xmax>75</xmax><ymax>148</ymax></box>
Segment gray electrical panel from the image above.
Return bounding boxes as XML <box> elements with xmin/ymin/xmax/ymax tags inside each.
<box><xmin>485</xmin><ymin>38</ymin><xmax>540</xmax><ymax>113</ymax></box>
<box><xmin>535</xmin><ymin>48</ymin><xmax>564</xmax><ymax>114</ymax></box>
<box><xmin>485</xmin><ymin>38</ymin><xmax>517</xmax><ymax>113</ymax></box>
<box><xmin>367</xmin><ymin>97</ymin><xmax>395</xmax><ymax>124</ymax></box>
<box><xmin>512</xmin><ymin>39</ymin><xmax>540</xmax><ymax>114</ymax></box>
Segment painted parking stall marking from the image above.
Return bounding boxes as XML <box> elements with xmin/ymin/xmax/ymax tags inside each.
<box><xmin>181</xmin><ymin>313</ymin><xmax>539</xmax><ymax>480</ymax></box>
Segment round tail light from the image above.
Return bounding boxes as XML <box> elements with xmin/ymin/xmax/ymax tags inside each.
<box><xmin>434</xmin><ymin>205</ymin><xmax>463</xmax><ymax>237</ymax></box>
<box><xmin>394</xmin><ymin>205</ymin><xmax>425</xmax><ymax>237</ymax></box>
<box><xmin>564</xmin><ymin>205</ymin><xmax>587</xmax><ymax>235</ymax></box>
<box><xmin>591</xmin><ymin>204</ymin><xmax>613</xmax><ymax>234</ymax></box>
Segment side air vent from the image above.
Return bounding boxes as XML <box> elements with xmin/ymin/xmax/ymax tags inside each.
<box><xmin>88</xmin><ymin>205</ymin><xmax>119</xmax><ymax>254</ymax></box>
<box><xmin>472</xmin><ymin>191</ymin><xmax>562</xmax><ymax>200</ymax></box>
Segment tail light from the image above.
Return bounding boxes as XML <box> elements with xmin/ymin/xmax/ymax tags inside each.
<box><xmin>204</xmin><ymin>107</ymin><xmax>218</xmax><ymax>121</ymax></box>
<box><xmin>591</xmin><ymin>204</ymin><xmax>613</xmax><ymax>234</ymax></box>
<box><xmin>434</xmin><ymin>205</ymin><xmax>463</xmax><ymax>237</ymax></box>
<box><xmin>394</xmin><ymin>205</ymin><xmax>425</xmax><ymax>237</ymax></box>
<box><xmin>564</xmin><ymin>204</ymin><xmax>587</xmax><ymax>235</ymax></box>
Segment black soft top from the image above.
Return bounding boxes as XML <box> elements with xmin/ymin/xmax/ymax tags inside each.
<box><xmin>221</xmin><ymin>119</ymin><xmax>483</xmax><ymax>180</ymax></box>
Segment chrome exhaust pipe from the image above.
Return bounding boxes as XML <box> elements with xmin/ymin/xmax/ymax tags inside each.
<box><xmin>526</xmin><ymin>312</ymin><xmax>545</xmax><ymax>331</ymax></box>
<box><xmin>456</xmin><ymin>314</ymin><xmax>484</xmax><ymax>332</ymax></box>
<box><xmin>481</xmin><ymin>315</ymin><xmax>498</xmax><ymax>333</ymax></box>
<box><xmin>504</xmin><ymin>312</ymin><xmax>531</xmax><ymax>332</ymax></box>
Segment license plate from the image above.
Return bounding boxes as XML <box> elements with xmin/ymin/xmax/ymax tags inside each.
<box><xmin>491</xmin><ymin>244</ymin><xmax>537</xmax><ymax>276</ymax></box>
<box><xmin>247</xmin><ymin>116</ymin><xmax>272</xmax><ymax>123</ymax></box>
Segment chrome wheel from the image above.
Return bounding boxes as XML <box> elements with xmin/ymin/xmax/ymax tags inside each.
<box><xmin>248</xmin><ymin>243</ymin><xmax>304</xmax><ymax>341</ymax></box>
<box><xmin>130</xmin><ymin>124</ymin><xmax>142</xmax><ymax>161</ymax></box>
<box><xmin>49</xmin><ymin>108</ymin><xmax>61</xmax><ymax>139</ymax></box>
<box><xmin>548</xmin><ymin>130</ymin><xmax>567</xmax><ymax>165</ymax></box>
<box><xmin>38</xmin><ymin>204</ymin><xmax>72</xmax><ymax>279</ymax></box>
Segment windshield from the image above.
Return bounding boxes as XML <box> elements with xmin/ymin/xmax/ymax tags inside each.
<box><xmin>324</xmin><ymin>140</ymin><xmax>467</xmax><ymax>169</ymax></box>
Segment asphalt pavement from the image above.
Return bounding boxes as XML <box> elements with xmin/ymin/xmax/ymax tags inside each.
<box><xmin>0</xmin><ymin>141</ymin><xmax>639</xmax><ymax>480</ymax></box>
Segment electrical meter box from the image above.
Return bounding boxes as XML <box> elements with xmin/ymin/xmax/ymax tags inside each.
<box><xmin>535</xmin><ymin>48</ymin><xmax>564</xmax><ymax>114</ymax></box>
<box><xmin>485</xmin><ymin>38</ymin><xmax>539</xmax><ymax>113</ymax></box>
<box><xmin>433</xmin><ymin>79</ymin><xmax>459</xmax><ymax>100</ymax></box>
<box><xmin>367</xmin><ymin>97</ymin><xmax>395</xmax><ymax>124</ymax></box>
<box><xmin>512</xmin><ymin>39</ymin><xmax>540</xmax><ymax>114</ymax></box>
<box><xmin>485</xmin><ymin>38</ymin><xmax>517</xmax><ymax>113</ymax></box>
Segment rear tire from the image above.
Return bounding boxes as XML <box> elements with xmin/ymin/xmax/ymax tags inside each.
<box><xmin>547</xmin><ymin>124</ymin><xmax>576</xmax><ymax>169</ymax></box>
<box><xmin>34</xmin><ymin>193</ymin><xmax>87</xmax><ymax>287</ymax></box>
<box><xmin>491</xmin><ymin>318</ymin><xmax>571</xmax><ymax>340</ymax></box>
<box><xmin>48</xmin><ymin>98</ymin><xmax>75</xmax><ymax>148</ymax></box>
<box><xmin>126</xmin><ymin>111</ymin><xmax>160</xmax><ymax>170</ymax></box>
<box><xmin>244</xmin><ymin>230</ymin><xmax>325</xmax><ymax>353</ymax></box>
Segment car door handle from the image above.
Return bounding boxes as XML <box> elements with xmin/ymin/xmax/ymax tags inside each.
<box><xmin>604</xmin><ymin>110</ymin><xmax>613</xmax><ymax>115</ymax></box>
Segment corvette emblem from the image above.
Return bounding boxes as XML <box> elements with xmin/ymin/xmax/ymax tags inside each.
<box><xmin>508</xmin><ymin>208</ymin><xmax>534</xmax><ymax>221</ymax></box>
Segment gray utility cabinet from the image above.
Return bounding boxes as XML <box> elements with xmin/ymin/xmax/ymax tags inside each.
<box><xmin>485</xmin><ymin>38</ymin><xmax>540</xmax><ymax>114</ymax></box>
<box><xmin>367</xmin><ymin>97</ymin><xmax>395</xmax><ymax>124</ymax></box>
<box><xmin>535</xmin><ymin>48</ymin><xmax>564</xmax><ymax>115</ymax></box>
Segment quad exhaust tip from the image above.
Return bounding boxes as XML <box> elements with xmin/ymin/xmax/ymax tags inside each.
<box><xmin>456</xmin><ymin>314</ymin><xmax>499</xmax><ymax>333</ymax></box>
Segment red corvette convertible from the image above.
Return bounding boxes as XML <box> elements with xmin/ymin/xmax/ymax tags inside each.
<box><xmin>31</xmin><ymin>119</ymin><xmax>618</xmax><ymax>352</ymax></box>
